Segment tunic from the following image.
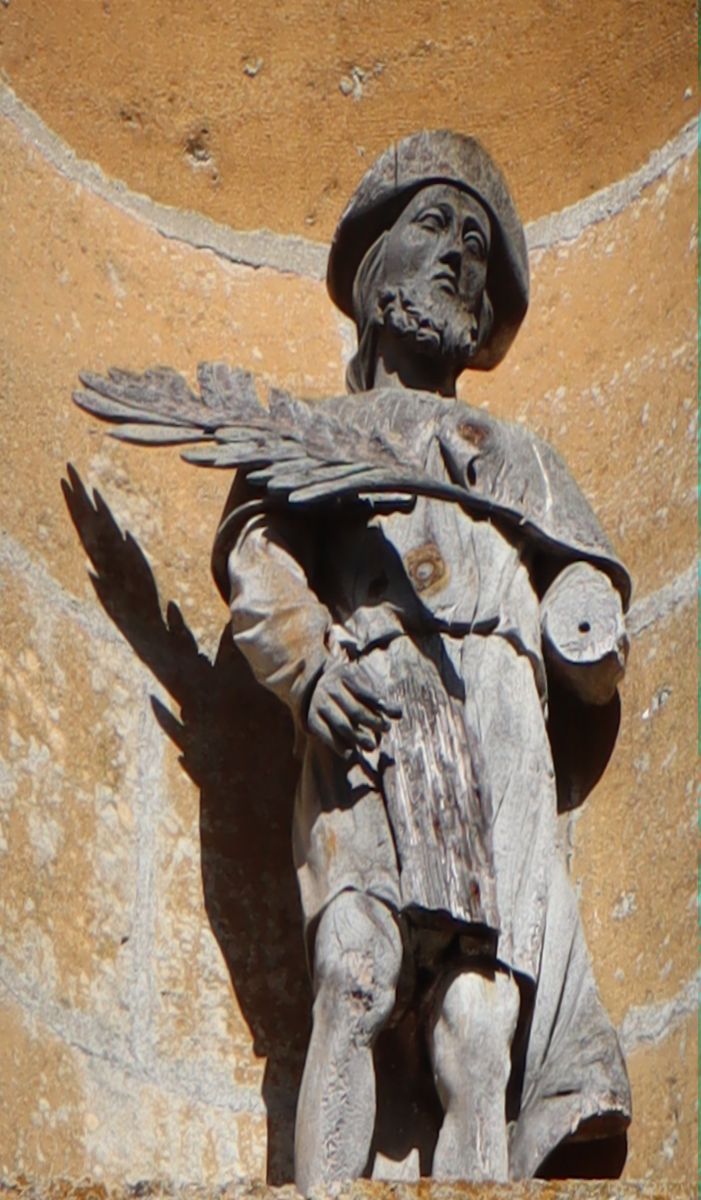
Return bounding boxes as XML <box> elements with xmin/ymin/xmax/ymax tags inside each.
<box><xmin>216</xmin><ymin>387</ymin><xmax>632</xmax><ymax>1178</ymax></box>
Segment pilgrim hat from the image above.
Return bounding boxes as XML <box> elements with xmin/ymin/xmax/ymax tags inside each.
<box><xmin>327</xmin><ymin>130</ymin><xmax>529</xmax><ymax>370</ymax></box>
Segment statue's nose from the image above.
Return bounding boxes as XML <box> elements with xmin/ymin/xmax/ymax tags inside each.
<box><xmin>440</xmin><ymin>246</ymin><xmax>462</xmax><ymax>274</ymax></box>
<box><xmin>438</xmin><ymin>246</ymin><xmax>463</xmax><ymax>286</ymax></box>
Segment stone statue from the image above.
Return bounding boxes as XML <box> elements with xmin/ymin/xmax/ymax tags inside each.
<box><xmin>73</xmin><ymin>131</ymin><xmax>631</xmax><ymax>1186</ymax></box>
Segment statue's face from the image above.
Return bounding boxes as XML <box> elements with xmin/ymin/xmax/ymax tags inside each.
<box><xmin>377</xmin><ymin>183</ymin><xmax>492</xmax><ymax>369</ymax></box>
<box><xmin>384</xmin><ymin>183</ymin><xmax>491</xmax><ymax>309</ymax></box>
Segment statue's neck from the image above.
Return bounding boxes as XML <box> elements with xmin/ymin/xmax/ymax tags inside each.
<box><xmin>372</xmin><ymin>329</ymin><xmax>458</xmax><ymax>397</ymax></box>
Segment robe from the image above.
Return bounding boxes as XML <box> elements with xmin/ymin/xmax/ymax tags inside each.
<box><xmin>213</xmin><ymin>387</ymin><xmax>632</xmax><ymax>1178</ymax></box>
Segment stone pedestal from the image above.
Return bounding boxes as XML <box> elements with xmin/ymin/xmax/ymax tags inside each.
<box><xmin>0</xmin><ymin>1180</ymin><xmax>695</xmax><ymax>1200</ymax></box>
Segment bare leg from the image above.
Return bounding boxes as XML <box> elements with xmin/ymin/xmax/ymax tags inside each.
<box><xmin>294</xmin><ymin>890</ymin><xmax>402</xmax><ymax>1194</ymax></box>
<box><xmin>428</xmin><ymin>967</ymin><xmax>519</xmax><ymax>1182</ymax></box>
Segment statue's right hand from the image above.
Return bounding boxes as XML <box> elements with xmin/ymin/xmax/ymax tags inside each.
<box><xmin>306</xmin><ymin>658</ymin><xmax>402</xmax><ymax>757</ymax></box>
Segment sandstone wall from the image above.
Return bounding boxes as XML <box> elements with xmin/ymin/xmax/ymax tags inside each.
<box><xmin>0</xmin><ymin>1</ymin><xmax>696</xmax><ymax>1189</ymax></box>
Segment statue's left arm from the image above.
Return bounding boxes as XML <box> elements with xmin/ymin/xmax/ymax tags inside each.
<box><xmin>439</xmin><ymin>408</ymin><xmax>630</xmax><ymax>706</ymax></box>
<box><xmin>539</xmin><ymin>561</ymin><xmax>628</xmax><ymax>706</ymax></box>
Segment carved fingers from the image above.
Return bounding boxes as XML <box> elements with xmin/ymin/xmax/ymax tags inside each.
<box><xmin>306</xmin><ymin>659</ymin><xmax>402</xmax><ymax>757</ymax></box>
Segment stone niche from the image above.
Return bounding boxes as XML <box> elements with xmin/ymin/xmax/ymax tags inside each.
<box><xmin>0</xmin><ymin>0</ymin><xmax>696</xmax><ymax>1193</ymax></box>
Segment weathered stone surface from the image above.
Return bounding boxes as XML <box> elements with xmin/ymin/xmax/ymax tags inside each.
<box><xmin>0</xmin><ymin>42</ymin><xmax>696</xmax><ymax>1188</ymax></box>
<box><xmin>0</xmin><ymin>0</ymin><xmax>695</xmax><ymax>239</ymax></box>
<box><xmin>463</xmin><ymin>153</ymin><xmax>697</xmax><ymax>600</ymax></box>
<box><xmin>0</xmin><ymin>567</ymin><xmax>275</xmax><ymax>1180</ymax></box>
<box><xmin>570</xmin><ymin>604</ymin><xmax>697</xmax><ymax>1027</ymax></box>
<box><xmin>0</xmin><ymin>1006</ymin><xmax>85</xmax><ymax>1180</ymax></box>
<box><xmin>623</xmin><ymin>1014</ymin><xmax>697</xmax><ymax>1184</ymax></box>
<box><xmin>0</xmin><ymin>1180</ymin><xmax>695</xmax><ymax>1200</ymax></box>
<box><xmin>0</xmin><ymin>568</ymin><xmax>143</xmax><ymax>1033</ymax></box>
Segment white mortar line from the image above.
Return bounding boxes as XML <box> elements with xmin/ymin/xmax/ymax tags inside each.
<box><xmin>627</xmin><ymin>563</ymin><xmax>696</xmax><ymax>638</ymax></box>
<box><xmin>0</xmin><ymin>82</ymin><xmax>327</xmax><ymax>281</ymax></box>
<box><xmin>128</xmin><ymin>676</ymin><xmax>167</xmax><ymax>1069</ymax></box>
<box><xmin>618</xmin><ymin>972</ymin><xmax>698</xmax><ymax>1055</ymax></box>
<box><xmin>0</xmin><ymin>956</ymin><xmax>134</xmax><ymax>1069</ymax></box>
<box><xmin>526</xmin><ymin>118</ymin><xmax>698</xmax><ymax>249</ymax></box>
<box><xmin>0</xmin><ymin>957</ymin><xmax>266</xmax><ymax>1114</ymax></box>
<box><xmin>0</xmin><ymin>527</ymin><xmax>137</xmax><ymax>651</ymax></box>
<box><xmin>0</xmin><ymin>81</ymin><xmax>696</xmax><ymax>278</ymax></box>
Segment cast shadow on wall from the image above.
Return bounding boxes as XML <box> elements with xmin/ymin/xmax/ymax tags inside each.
<box><xmin>63</xmin><ymin>465</ymin><xmax>627</xmax><ymax>1184</ymax></box>
<box><xmin>63</xmin><ymin>464</ymin><xmax>308</xmax><ymax>1182</ymax></box>
<box><xmin>62</xmin><ymin>465</ymin><xmax>449</xmax><ymax>1181</ymax></box>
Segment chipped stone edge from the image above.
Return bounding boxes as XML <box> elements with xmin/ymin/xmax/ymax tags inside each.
<box><xmin>0</xmin><ymin>81</ymin><xmax>697</xmax><ymax>279</ymax></box>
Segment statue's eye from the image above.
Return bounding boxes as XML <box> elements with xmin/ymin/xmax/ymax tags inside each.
<box><xmin>416</xmin><ymin>208</ymin><xmax>446</xmax><ymax>232</ymax></box>
<box><xmin>463</xmin><ymin>231</ymin><xmax>486</xmax><ymax>259</ymax></box>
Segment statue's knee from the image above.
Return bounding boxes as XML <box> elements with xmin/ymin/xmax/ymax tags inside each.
<box><xmin>431</xmin><ymin>969</ymin><xmax>519</xmax><ymax>1072</ymax></box>
<box><xmin>313</xmin><ymin>892</ymin><xmax>402</xmax><ymax>1035</ymax></box>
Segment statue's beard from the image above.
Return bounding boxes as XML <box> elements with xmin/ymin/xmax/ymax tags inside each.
<box><xmin>378</xmin><ymin>282</ymin><xmax>480</xmax><ymax>369</ymax></box>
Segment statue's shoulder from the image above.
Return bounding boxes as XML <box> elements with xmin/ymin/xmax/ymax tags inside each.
<box><xmin>447</xmin><ymin>408</ymin><xmax>632</xmax><ymax>607</ymax></box>
<box><xmin>317</xmin><ymin>387</ymin><xmax>452</xmax><ymax>462</ymax></box>
<box><xmin>319</xmin><ymin>386</ymin><xmax>448</xmax><ymax>429</ymax></box>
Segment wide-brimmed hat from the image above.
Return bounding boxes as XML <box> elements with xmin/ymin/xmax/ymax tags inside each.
<box><xmin>327</xmin><ymin>130</ymin><xmax>529</xmax><ymax>370</ymax></box>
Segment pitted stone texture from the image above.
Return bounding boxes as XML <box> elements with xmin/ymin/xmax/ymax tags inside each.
<box><xmin>0</xmin><ymin>568</ymin><xmax>143</xmax><ymax>1030</ymax></box>
<box><xmin>0</xmin><ymin>1180</ymin><xmax>695</xmax><ymax>1200</ymax></box>
<box><xmin>0</xmin><ymin>56</ymin><xmax>696</xmax><ymax>1189</ymax></box>
<box><xmin>0</xmin><ymin>0</ymin><xmax>695</xmax><ymax>240</ymax></box>
<box><xmin>462</xmin><ymin>152</ymin><xmax>697</xmax><ymax>600</ymax></box>
<box><xmin>0</xmin><ymin>569</ymin><xmax>273</xmax><ymax>1181</ymax></box>
<box><xmin>0</xmin><ymin>1007</ymin><xmax>85</xmax><ymax>1180</ymax></box>
<box><xmin>623</xmin><ymin>1015</ymin><xmax>697</xmax><ymax>1183</ymax></box>
<box><xmin>570</xmin><ymin>605</ymin><xmax>697</xmax><ymax>1028</ymax></box>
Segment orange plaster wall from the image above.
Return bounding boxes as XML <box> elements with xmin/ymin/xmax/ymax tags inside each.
<box><xmin>0</xmin><ymin>2</ymin><xmax>696</xmax><ymax>1188</ymax></box>
<box><xmin>0</xmin><ymin>0</ymin><xmax>696</xmax><ymax>239</ymax></box>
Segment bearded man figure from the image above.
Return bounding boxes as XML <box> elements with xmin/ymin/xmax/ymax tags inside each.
<box><xmin>209</xmin><ymin>132</ymin><xmax>632</xmax><ymax>1187</ymax></box>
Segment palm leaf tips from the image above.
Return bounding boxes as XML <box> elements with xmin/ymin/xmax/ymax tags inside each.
<box><xmin>73</xmin><ymin>361</ymin><xmax>440</xmax><ymax>507</ymax></box>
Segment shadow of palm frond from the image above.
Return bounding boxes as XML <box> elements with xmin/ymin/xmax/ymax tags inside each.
<box><xmin>62</xmin><ymin>463</ymin><xmax>308</xmax><ymax>1182</ymax></box>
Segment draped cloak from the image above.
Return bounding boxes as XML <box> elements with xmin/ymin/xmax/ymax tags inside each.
<box><xmin>212</xmin><ymin>387</ymin><xmax>632</xmax><ymax>1179</ymax></box>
